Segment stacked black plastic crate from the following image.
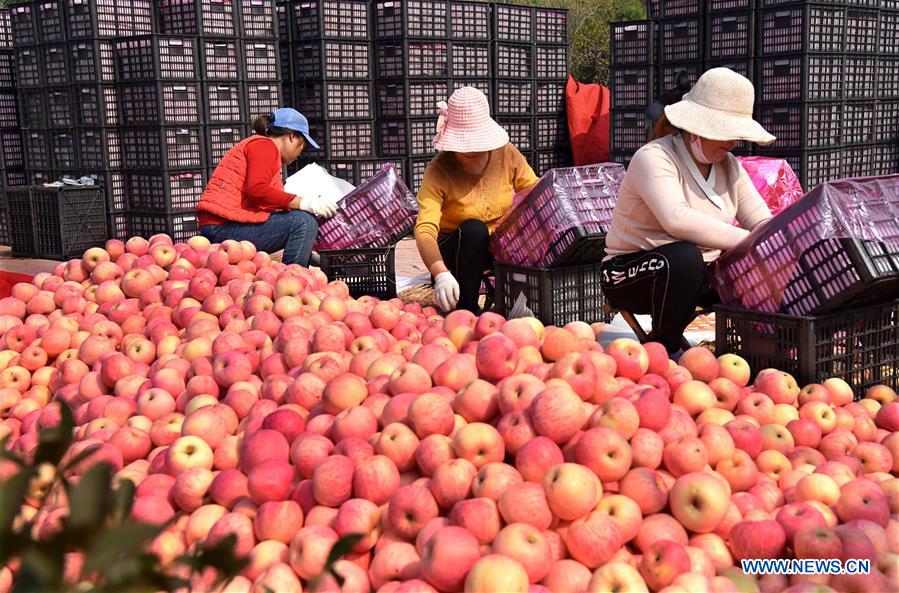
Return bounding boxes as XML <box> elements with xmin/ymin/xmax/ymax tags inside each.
<box><xmin>0</xmin><ymin>7</ymin><xmax>16</xmax><ymax>246</ymax></box>
<box><xmin>287</xmin><ymin>0</ymin><xmax>378</xmax><ymax>180</ymax></box>
<box><xmin>533</xmin><ymin>7</ymin><xmax>571</xmax><ymax>175</ymax></box>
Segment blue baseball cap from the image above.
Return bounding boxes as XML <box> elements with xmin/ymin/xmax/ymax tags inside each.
<box><xmin>272</xmin><ymin>107</ymin><xmax>320</xmax><ymax>149</ymax></box>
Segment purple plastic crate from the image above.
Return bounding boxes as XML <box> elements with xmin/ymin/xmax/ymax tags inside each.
<box><xmin>491</xmin><ymin>163</ymin><xmax>625</xmax><ymax>268</ymax></box>
<box><xmin>315</xmin><ymin>164</ymin><xmax>418</xmax><ymax>250</ymax></box>
<box><xmin>714</xmin><ymin>175</ymin><xmax>899</xmax><ymax>316</ymax></box>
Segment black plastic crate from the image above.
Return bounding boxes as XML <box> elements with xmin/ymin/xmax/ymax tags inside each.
<box><xmin>495</xmin><ymin>261</ymin><xmax>612</xmax><ymax>326</ymax></box>
<box><xmin>6</xmin><ymin>187</ymin><xmax>35</xmax><ymax>257</ymax></box>
<box><xmin>707</xmin><ymin>0</ymin><xmax>753</xmax><ymax>12</ymax></box>
<box><xmin>201</xmin><ymin>39</ymin><xmax>241</xmax><ymax>81</ymax></box>
<box><xmin>843</xmin><ymin>102</ymin><xmax>877</xmax><ymax>145</ymax></box>
<box><xmin>20</xmin><ymin>90</ymin><xmax>47</xmax><ymax>129</ymax></box>
<box><xmin>758</xmin><ymin>5</ymin><xmax>845</xmax><ymax>56</ymax></box>
<box><xmin>128</xmin><ymin>211</ymin><xmax>199</xmax><ymax>243</ymax></box>
<box><xmin>843</xmin><ymin>55</ymin><xmax>877</xmax><ymax>100</ymax></box>
<box><xmin>24</xmin><ymin>130</ymin><xmax>52</xmax><ymax>170</ymax></box>
<box><xmin>610</xmin><ymin>109</ymin><xmax>645</xmax><ymax>153</ymax></box>
<box><xmin>121</xmin><ymin>126</ymin><xmax>206</xmax><ymax>170</ymax></box>
<box><xmin>240</xmin><ymin>0</ymin><xmax>277</xmax><ymax>37</ymax></box>
<box><xmin>705</xmin><ymin>58</ymin><xmax>754</xmax><ymax>83</ymax></box>
<box><xmin>243</xmin><ymin>41</ymin><xmax>279</xmax><ymax>80</ymax></box>
<box><xmin>245</xmin><ymin>83</ymin><xmax>282</xmax><ymax>117</ymax></box>
<box><xmin>875</xmin><ymin>101</ymin><xmax>899</xmax><ymax>142</ymax></box>
<box><xmin>1</xmin><ymin>130</ymin><xmax>24</xmax><ymax>169</ymax></box>
<box><xmin>611</xmin><ymin>21</ymin><xmax>654</xmax><ymax>66</ymax></box>
<box><xmin>493</xmin><ymin>3</ymin><xmax>534</xmax><ymax>43</ymax></box>
<box><xmin>0</xmin><ymin>206</ymin><xmax>8</xmax><ymax>246</ymax></box>
<box><xmin>159</xmin><ymin>0</ymin><xmax>238</xmax><ymax>36</ymax></box>
<box><xmin>78</xmin><ymin>128</ymin><xmax>122</xmax><ymax>170</ymax></box>
<box><xmin>71</xmin><ymin>40</ymin><xmax>116</xmax><ymax>84</ymax></box>
<box><xmin>755</xmin><ymin>102</ymin><xmax>842</xmax><ymax>150</ymax></box>
<box><xmin>535</xmin><ymin>7</ymin><xmax>567</xmax><ymax>44</ymax></box>
<box><xmin>878</xmin><ymin>57</ymin><xmax>899</xmax><ymax>99</ymax></box>
<box><xmin>42</xmin><ymin>44</ymin><xmax>70</xmax><ymax>86</ymax></box>
<box><xmin>534</xmin><ymin>115</ymin><xmax>568</xmax><ymax>150</ymax></box>
<box><xmin>115</xmin><ymin>36</ymin><xmax>201</xmax><ymax>81</ymax></box>
<box><xmin>119</xmin><ymin>82</ymin><xmax>202</xmax><ymax>126</ymax></box>
<box><xmin>107</xmin><ymin>211</ymin><xmax>127</xmax><ymax>240</ymax></box>
<box><xmin>377</xmin><ymin>40</ymin><xmax>447</xmax><ymax>78</ymax></box>
<box><xmin>0</xmin><ymin>92</ymin><xmax>15</xmax><ymax>128</ymax></box>
<box><xmin>10</xmin><ymin>4</ymin><xmax>36</xmax><ymax>46</ymax></box>
<box><xmin>377</xmin><ymin>79</ymin><xmax>446</xmax><ymax>118</ymax></box>
<box><xmin>755</xmin><ymin>147</ymin><xmax>843</xmax><ymax>190</ymax></box>
<box><xmin>374</xmin><ymin>0</ymin><xmax>449</xmax><ymax>39</ymax></box>
<box><xmin>451</xmin><ymin>79</ymin><xmax>491</xmax><ymax>101</ymax></box>
<box><xmin>494</xmin><ymin>79</ymin><xmax>534</xmax><ymax>116</ymax></box>
<box><xmin>845</xmin><ymin>8</ymin><xmax>879</xmax><ymax>54</ymax></box>
<box><xmin>207</xmin><ymin>125</ymin><xmax>247</xmax><ymax>164</ymax></box>
<box><xmin>610</xmin><ymin>66</ymin><xmax>653</xmax><ymax>110</ymax></box>
<box><xmin>664</xmin><ymin>0</ymin><xmax>701</xmax><ymax>17</ymax></box>
<box><xmin>494</xmin><ymin>42</ymin><xmax>533</xmax><ymax>79</ymax></box>
<box><xmin>28</xmin><ymin>170</ymin><xmax>56</xmax><ymax>187</ymax></box>
<box><xmin>881</xmin><ymin>11</ymin><xmax>899</xmax><ymax>55</ymax></box>
<box><xmin>450</xmin><ymin>1</ymin><xmax>491</xmax><ymax>40</ymax></box>
<box><xmin>44</xmin><ymin>87</ymin><xmax>75</xmax><ymax>128</ymax></box>
<box><xmin>276</xmin><ymin>0</ymin><xmax>290</xmax><ymax>40</ymax></box>
<box><xmin>127</xmin><ymin>170</ymin><xmax>207</xmax><ymax>212</ymax></box>
<box><xmin>497</xmin><ymin>116</ymin><xmax>533</xmax><ymax>152</ymax></box>
<box><xmin>320</xmin><ymin>246</ymin><xmax>397</xmax><ymax>299</ymax></box>
<box><xmin>279</xmin><ymin>37</ymin><xmax>292</xmax><ymax>81</ymax></box>
<box><xmin>297</xmin><ymin>80</ymin><xmax>374</xmax><ymax>120</ymax></box>
<box><xmin>4</xmin><ymin>169</ymin><xmax>27</xmax><ymax>187</ymax></box>
<box><xmin>378</xmin><ymin>118</ymin><xmax>435</xmax><ymax>157</ymax></box>
<box><xmin>31</xmin><ymin>186</ymin><xmax>107</xmax><ymax>260</ymax></box>
<box><xmin>0</xmin><ymin>51</ymin><xmax>14</xmax><ymax>89</ymax></box>
<box><xmin>757</xmin><ymin>54</ymin><xmax>843</xmax><ymax>103</ymax></box>
<box><xmin>659</xmin><ymin>17</ymin><xmax>702</xmax><ymax>63</ymax></box>
<box><xmin>16</xmin><ymin>47</ymin><xmax>42</xmax><ymax>88</ymax></box>
<box><xmin>324</xmin><ymin>158</ymin><xmax>406</xmax><ymax>186</ymax></box>
<box><xmin>51</xmin><ymin>131</ymin><xmax>78</xmax><ymax>170</ymax></box>
<box><xmin>407</xmin><ymin>156</ymin><xmax>429</xmax><ymax>192</ymax></box>
<box><xmin>706</xmin><ymin>11</ymin><xmax>753</xmax><ymax>60</ymax></box>
<box><xmin>204</xmin><ymin>83</ymin><xmax>244</xmax><ymax>124</ymax></box>
<box><xmin>306</xmin><ymin>119</ymin><xmax>375</xmax><ymax>158</ymax></box>
<box><xmin>716</xmin><ymin>301</ymin><xmax>899</xmax><ymax>395</ymax></box>
<box><xmin>535</xmin><ymin>148</ymin><xmax>571</xmax><ymax>175</ymax></box>
<box><xmin>870</xmin><ymin>143</ymin><xmax>899</xmax><ymax>174</ymax></box>
<box><xmin>450</xmin><ymin>42</ymin><xmax>491</xmax><ymax>78</ymax></box>
<box><xmin>535</xmin><ymin>45</ymin><xmax>568</xmax><ymax>80</ymax></box>
<box><xmin>297</xmin><ymin>40</ymin><xmax>372</xmax><ymax>79</ymax></box>
<box><xmin>535</xmin><ymin>80</ymin><xmax>565</xmax><ymax>114</ymax></box>
<box><xmin>74</xmin><ymin>85</ymin><xmax>118</xmax><ymax>127</ymax></box>
<box><xmin>64</xmin><ymin>169</ymin><xmax>126</xmax><ymax>212</ymax></box>
<box><xmin>294</xmin><ymin>0</ymin><xmax>370</xmax><ymax>40</ymax></box>
<box><xmin>67</xmin><ymin>0</ymin><xmax>148</xmax><ymax>39</ymax></box>
<box><xmin>611</xmin><ymin>151</ymin><xmax>634</xmax><ymax>168</ymax></box>
<box><xmin>0</xmin><ymin>9</ymin><xmax>10</xmax><ymax>50</ymax></box>
<box><xmin>36</xmin><ymin>0</ymin><xmax>66</xmax><ymax>43</ymax></box>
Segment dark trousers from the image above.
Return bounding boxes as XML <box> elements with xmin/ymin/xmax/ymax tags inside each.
<box><xmin>599</xmin><ymin>241</ymin><xmax>719</xmax><ymax>354</ymax></box>
<box><xmin>200</xmin><ymin>210</ymin><xmax>319</xmax><ymax>267</ymax></box>
<box><xmin>438</xmin><ymin>219</ymin><xmax>492</xmax><ymax>313</ymax></box>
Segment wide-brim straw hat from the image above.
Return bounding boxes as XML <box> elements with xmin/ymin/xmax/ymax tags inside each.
<box><xmin>433</xmin><ymin>86</ymin><xmax>509</xmax><ymax>153</ymax></box>
<box><xmin>664</xmin><ymin>67</ymin><xmax>776</xmax><ymax>145</ymax></box>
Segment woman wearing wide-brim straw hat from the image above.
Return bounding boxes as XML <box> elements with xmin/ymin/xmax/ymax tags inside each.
<box><xmin>601</xmin><ymin>67</ymin><xmax>777</xmax><ymax>356</ymax></box>
<box><xmin>414</xmin><ymin>86</ymin><xmax>539</xmax><ymax>313</ymax></box>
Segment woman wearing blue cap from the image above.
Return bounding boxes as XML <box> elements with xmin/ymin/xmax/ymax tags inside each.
<box><xmin>196</xmin><ymin>108</ymin><xmax>338</xmax><ymax>267</ymax></box>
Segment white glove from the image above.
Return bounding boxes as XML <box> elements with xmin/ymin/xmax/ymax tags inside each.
<box><xmin>298</xmin><ymin>194</ymin><xmax>339</xmax><ymax>219</ymax></box>
<box><xmin>434</xmin><ymin>271</ymin><xmax>460</xmax><ymax>312</ymax></box>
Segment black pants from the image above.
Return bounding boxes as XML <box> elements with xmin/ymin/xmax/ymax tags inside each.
<box><xmin>438</xmin><ymin>219</ymin><xmax>492</xmax><ymax>313</ymax></box>
<box><xmin>600</xmin><ymin>241</ymin><xmax>719</xmax><ymax>354</ymax></box>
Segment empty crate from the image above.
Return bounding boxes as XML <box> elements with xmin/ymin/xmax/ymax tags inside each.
<box><xmin>493</xmin><ymin>3</ymin><xmax>534</xmax><ymax>43</ymax></box>
<box><xmin>121</xmin><ymin>127</ymin><xmax>206</xmax><ymax>170</ymax></box>
<box><xmin>377</xmin><ymin>79</ymin><xmax>447</xmax><ymax>118</ymax></box>
<box><xmin>374</xmin><ymin>0</ymin><xmax>449</xmax><ymax>39</ymax></box>
<box><xmin>450</xmin><ymin>1</ymin><xmax>491</xmax><ymax>40</ymax></box>
<box><xmin>296</xmin><ymin>41</ymin><xmax>372</xmax><ymax>79</ymax></box>
<box><xmin>611</xmin><ymin>20</ymin><xmax>654</xmax><ymax>66</ymax></box>
<box><xmin>450</xmin><ymin>42</ymin><xmax>491</xmax><ymax>78</ymax></box>
<box><xmin>159</xmin><ymin>0</ymin><xmax>239</xmax><ymax>36</ymax></box>
<box><xmin>319</xmin><ymin>246</ymin><xmax>398</xmax><ymax>299</ymax></box>
<box><xmin>296</xmin><ymin>80</ymin><xmax>374</xmax><ymax>120</ymax></box>
<box><xmin>378</xmin><ymin>118</ymin><xmax>435</xmax><ymax>157</ymax></box>
<box><xmin>306</xmin><ymin>119</ymin><xmax>375</xmax><ymax>158</ymax></box>
<box><xmin>115</xmin><ymin>36</ymin><xmax>200</xmax><ymax>81</ymax></box>
<box><xmin>757</xmin><ymin>5</ymin><xmax>845</xmax><ymax>56</ymax></box>
<box><xmin>127</xmin><ymin>170</ymin><xmax>207</xmax><ymax>212</ymax></box>
<box><xmin>377</xmin><ymin>41</ymin><xmax>448</xmax><ymax>78</ymax></box>
<box><xmin>120</xmin><ymin>83</ymin><xmax>203</xmax><ymax>126</ymax></box>
<box><xmin>293</xmin><ymin>0</ymin><xmax>370</xmax><ymax>40</ymax></box>
<box><xmin>31</xmin><ymin>187</ymin><xmax>108</xmax><ymax>260</ymax></box>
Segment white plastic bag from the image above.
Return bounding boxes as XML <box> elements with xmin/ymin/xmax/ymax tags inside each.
<box><xmin>284</xmin><ymin>162</ymin><xmax>355</xmax><ymax>203</ymax></box>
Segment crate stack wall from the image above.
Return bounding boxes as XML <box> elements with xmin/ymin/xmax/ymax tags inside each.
<box><xmin>533</xmin><ymin>6</ymin><xmax>571</xmax><ymax>174</ymax></box>
<box><xmin>0</xmin><ymin>7</ymin><xmax>17</xmax><ymax>246</ymax></box>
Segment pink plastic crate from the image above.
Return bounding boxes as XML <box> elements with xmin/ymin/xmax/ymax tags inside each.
<box><xmin>491</xmin><ymin>163</ymin><xmax>625</xmax><ymax>268</ymax></box>
<box><xmin>714</xmin><ymin>174</ymin><xmax>899</xmax><ymax>316</ymax></box>
<box><xmin>314</xmin><ymin>164</ymin><xmax>418</xmax><ymax>250</ymax></box>
<box><xmin>737</xmin><ymin>156</ymin><xmax>804</xmax><ymax>218</ymax></box>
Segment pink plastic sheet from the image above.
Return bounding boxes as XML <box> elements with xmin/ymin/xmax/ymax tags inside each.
<box><xmin>490</xmin><ymin>163</ymin><xmax>626</xmax><ymax>268</ymax></box>
<box><xmin>314</xmin><ymin>164</ymin><xmax>418</xmax><ymax>250</ymax></box>
<box><xmin>737</xmin><ymin>156</ymin><xmax>804</xmax><ymax>218</ymax></box>
<box><xmin>713</xmin><ymin>175</ymin><xmax>899</xmax><ymax>316</ymax></box>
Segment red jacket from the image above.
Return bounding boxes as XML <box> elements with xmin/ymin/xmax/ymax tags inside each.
<box><xmin>197</xmin><ymin>136</ymin><xmax>291</xmax><ymax>226</ymax></box>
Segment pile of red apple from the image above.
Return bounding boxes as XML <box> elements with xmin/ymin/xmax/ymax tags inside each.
<box><xmin>1</xmin><ymin>234</ymin><xmax>898</xmax><ymax>593</ymax></box>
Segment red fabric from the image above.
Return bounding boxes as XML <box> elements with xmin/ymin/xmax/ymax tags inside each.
<box><xmin>197</xmin><ymin>136</ymin><xmax>294</xmax><ymax>226</ymax></box>
<box><xmin>566</xmin><ymin>75</ymin><xmax>611</xmax><ymax>166</ymax></box>
<box><xmin>0</xmin><ymin>271</ymin><xmax>33</xmax><ymax>298</ymax></box>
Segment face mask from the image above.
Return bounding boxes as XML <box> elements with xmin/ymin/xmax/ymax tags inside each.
<box><xmin>689</xmin><ymin>134</ymin><xmax>715</xmax><ymax>165</ymax></box>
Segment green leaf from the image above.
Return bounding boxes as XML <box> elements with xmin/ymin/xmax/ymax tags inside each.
<box><xmin>33</xmin><ymin>402</ymin><xmax>74</xmax><ymax>467</ymax></box>
<box><xmin>83</xmin><ymin>521</ymin><xmax>163</xmax><ymax>576</ymax></box>
<box><xmin>0</xmin><ymin>469</ymin><xmax>29</xmax><ymax>534</ymax></box>
<box><xmin>324</xmin><ymin>534</ymin><xmax>362</xmax><ymax>568</ymax></box>
<box><xmin>13</xmin><ymin>543</ymin><xmax>65</xmax><ymax>593</ymax></box>
<box><xmin>182</xmin><ymin>534</ymin><xmax>249</xmax><ymax>583</ymax></box>
<box><xmin>0</xmin><ymin>435</ymin><xmax>25</xmax><ymax>466</ymax></box>
<box><xmin>110</xmin><ymin>479</ymin><xmax>136</xmax><ymax>525</ymax></box>
<box><xmin>66</xmin><ymin>462</ymin><xmax>110</xmax><ymax>536</ymax></box>
<box><xmin>62</xmin><ymin>443</ymin><xmax>102</xmax><ymax>474</ymax></box>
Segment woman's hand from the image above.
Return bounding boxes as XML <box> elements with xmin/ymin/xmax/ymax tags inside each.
<box><xmin>293</xmin><ymin>194</ymin><xmax>339</xmax><ymax>219</ymax></box>
<box><xmin>434</xmin><ymin>271</ymin><xmax>460</xmax><ymax>312</ymax></box>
